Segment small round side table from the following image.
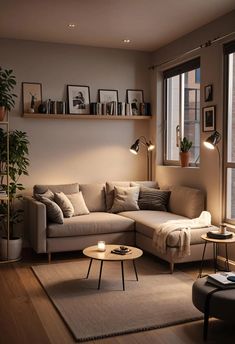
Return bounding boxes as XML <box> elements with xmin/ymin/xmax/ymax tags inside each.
<box><xmin>199</xmin><ymin>233</ymin><xmax>235</xmax><ymax>278</ymax></box>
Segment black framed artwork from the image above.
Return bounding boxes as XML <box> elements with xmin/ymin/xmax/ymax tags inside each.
<box><xmin>203</xmin><ymin>105</ymin><xmax>216</xmax><ymax>132</ymax></box>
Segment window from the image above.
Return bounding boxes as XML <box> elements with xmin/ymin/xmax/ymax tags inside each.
<box><xmin>163</xmin><ymin>58</ymin><xmax>200</xmax><ymax>165</ymax></box>
<box><xmin>224</xmin><ymin>40</ymin><xmax>235</xmax><ymax>223</ymax></box>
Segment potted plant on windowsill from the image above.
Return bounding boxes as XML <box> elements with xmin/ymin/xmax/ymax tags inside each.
<box><xmin>0</xmin><ymin>129</ymin><xmax>29</xmax><ymax>260</ymax></box>
<box><xmin>180</xmin><ymin>137</ymin><xmax>192</xmax><ymax>167</ymax></box>
<box><xmin>0</xmin><ymin>67</ymin><xmax>17</xmax><ymax>121</ymax></box>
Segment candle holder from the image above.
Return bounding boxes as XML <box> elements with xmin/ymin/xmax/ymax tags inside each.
<box><xmin>97</xmin><ymin>241</ymin><xmax>106</xmax><ymax>252</ymax></box>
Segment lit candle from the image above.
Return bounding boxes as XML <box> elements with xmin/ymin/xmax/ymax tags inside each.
<box><xmin>97</xmin><ymin>241</ymin><xmax>106</xmax><ymax>252</ymax></box>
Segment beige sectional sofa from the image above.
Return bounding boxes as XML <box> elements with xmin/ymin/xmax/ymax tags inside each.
<box><xmin>26</xmin><ymin>181</ymin><xmax>214</xmax><ymax>272</ymax></box>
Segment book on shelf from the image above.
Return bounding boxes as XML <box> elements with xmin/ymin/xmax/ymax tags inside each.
<box><xmin>207</xmin><ymin>272</ymin><xmax>235</xmax><ymax>289</ymax></box>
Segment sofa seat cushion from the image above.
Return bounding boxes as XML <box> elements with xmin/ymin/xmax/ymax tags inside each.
<box><xmin>119</xmin><ymin>210</ymin><xmax>211</xmax><ymax>247</ymax></box>
<box><xmin>47</xmin><ymin>212</ymin><xmax>135</xmax><ymax>238</ymax></box>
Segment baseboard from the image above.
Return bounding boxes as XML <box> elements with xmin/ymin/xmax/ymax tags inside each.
<box><xmin>217</xmin><ymin>255</ymin><xmax>235</xmax><ymax>270</ymax></box>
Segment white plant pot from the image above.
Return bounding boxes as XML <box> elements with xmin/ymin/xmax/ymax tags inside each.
<box><xmin>0</xmin><ymin>237</ymin><xmax>22</xmax><ymax>260</ymax></box>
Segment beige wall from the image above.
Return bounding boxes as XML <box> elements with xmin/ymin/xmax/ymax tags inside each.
<box><xmin>152</xmin><ymin>10</ymin><xmax>235</xmax><ymax>226</ymax></box>
<box><xmin>0</xmin><ymin>38</ymin><xmax>152</xmax><ymax>191</ymax></box>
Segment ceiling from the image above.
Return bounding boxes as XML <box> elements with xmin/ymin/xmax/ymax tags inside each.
<box><xmin>0</xmin><ymin>0</ymin><xmax>234</xmax><ymax>52</ymax></box>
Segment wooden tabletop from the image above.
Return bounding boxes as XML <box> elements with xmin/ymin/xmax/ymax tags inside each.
<box><xmin>201</xmin><ymin>233</ymin><xmax>235</xmax><ymax>243</ymax></box>
<box><xmin>83</xmin><ymin>244</ymin><xmax>143</xmax><ymax>261</ymax></box>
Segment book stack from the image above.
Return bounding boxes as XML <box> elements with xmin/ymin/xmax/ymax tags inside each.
<box><xmin>207</xmin><ymin>272</ymin><xmax>235</xmax><ymax>289</ymax></box>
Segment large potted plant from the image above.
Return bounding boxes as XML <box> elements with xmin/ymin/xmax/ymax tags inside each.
<box><xmin>0</xmin><ymin>67</ymin><xmax>17</xmax><ymax>121</ymax></box>
<box><xmin>180</xmin><ymin>137</ymin><xmax>192</xmax><ymax>167</ymax></box>
<box><xmin>0</xmin><ymin>129</ymin><xmax>29</xmax><ymax>260</ymax></box>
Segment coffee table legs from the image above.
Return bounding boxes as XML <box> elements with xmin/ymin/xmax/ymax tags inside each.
<box><xmin>86</xmin><ymin>258</ymin><xmax>93</xmax><ymax>279</ymax></box>
<box><xmin>86</xmin><ymin>259</ymin><xmax>139</xmax><ymax>290</ymax></box>
<box><xmin>98</xmin><ymin>260</ymin><xmax>103</xmax><ymax>290</ymax></box>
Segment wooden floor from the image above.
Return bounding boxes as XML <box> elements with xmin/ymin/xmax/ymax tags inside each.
<box><xmin>0</xmin><ymin>250</ymin><xmax>234</xmax><ymax>344</ymax></box>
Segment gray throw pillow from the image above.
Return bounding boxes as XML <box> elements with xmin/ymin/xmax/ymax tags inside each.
<box><xmin>66</xmin><ymin>192</ymin><xmax>90</xmax><ymax>216</ymax></box>
<box><xmin>34</xmin><ymin>189</ymin><xmax>54</xmax><ymax>201</ymax></box>
<box><xmin>109</xmin><ymin>186</ymin><xmax>140</xmax><ymax>213</ymax></box>
<box><xmin>138</xmin><ymin>187</ymin><xmax>171</xmax><ymax>211</ymax></box>
<box><xmin>39</xmin><ymin>196</ymin><xmax>64</xmax><ymax>224</ymax></box>
<box><xmin>54</xmin><ymin>192</ymin><xmax>74</xmax><ymax>218</ymax></box>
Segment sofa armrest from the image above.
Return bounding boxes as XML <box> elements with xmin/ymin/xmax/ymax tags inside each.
<box><xmin>25</xmin><ymin>196</ymin><xmax>47</xmax><ymax>253</ymax></box>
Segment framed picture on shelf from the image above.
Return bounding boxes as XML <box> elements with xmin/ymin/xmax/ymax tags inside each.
<box><xmin>203</xmin><ymin>105</ymin><xmax>216</xmax><ymax>132</ymax></box>
<box><xmin>22</xmin><ymin>82</ymin><xmax>42</xmax><ymax>113</ymax></box>
<box><xmin>67</xmin><ymin>85</ymin><xmax>90</xmax><ymax>114</ymax></box>
<box><xmin>205</xmin><ymin>84</ymin><xmax>213</xmax><ymax>102</ymax></box>
<box><xmin>126</xmin><ymin>89</ymin><xmax>144</xmax><ymax>115</ymax></box>
<box><xmin>98</xmin><ymin>89</ymin><xmax>119</xmax><ymax>115</ymax></box>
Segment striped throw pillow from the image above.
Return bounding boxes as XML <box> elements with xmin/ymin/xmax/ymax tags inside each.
<box><xmin>138</xmin><ymin>187</ymin><xmax>171</xmax><ymax>211</ymax></box>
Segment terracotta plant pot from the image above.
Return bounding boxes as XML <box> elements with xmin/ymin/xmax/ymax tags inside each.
<box><xmin>0</xmin><ymin>106</ymin><xmax>6</xmax><ymax>121</ymax></box>
<box><xmin>180</xmin><ymin>151</ymin><xmax>190</xmax><ymax>167</ymax></box>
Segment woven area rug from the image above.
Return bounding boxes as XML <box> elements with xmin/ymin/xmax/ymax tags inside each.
<box><xmin>32</xmin><ymin>255</ymin><xmax>202</xmax><ymax>342</ymax></box>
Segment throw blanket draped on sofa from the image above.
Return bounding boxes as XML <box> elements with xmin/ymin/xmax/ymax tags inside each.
<box><xmin>153</xmin><ymin>211</ymin><xmax>211</xmax><ymax>257</ymax></box>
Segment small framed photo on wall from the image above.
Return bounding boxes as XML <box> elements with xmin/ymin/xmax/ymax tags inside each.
<box><xmin>205</xmin><ymin>84</ymin><xmax>213</xmax><ymax>102</ymax></box>
<box><xmin>126</xmin><ymin>89</ymin><xmax>144</xmax><ymax>115</ymax></box>
<box><xmin>67</xmin><ymin>85</ymin><xmax>90</xmax><ymax>114</ymax></box>
<box><xmin>22</xmin><ymin>82</ymin><xmax>42</xmax><ymax>113</ymax></box>
<box><xmin>203</xmin><ymin>105</ymin><xmax>216</xmax><ymax>132</ymax></box>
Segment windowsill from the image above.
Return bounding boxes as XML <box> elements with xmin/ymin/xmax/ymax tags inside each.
<box><xmin>159</xmin><ymin>165</ymin><xmax>200</xmax><ymax>169</ymax></box>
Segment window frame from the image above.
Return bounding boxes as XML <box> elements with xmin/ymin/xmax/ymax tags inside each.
<box><xmin>223</xmin><ymin>40</ymin><xmax>235</xmax><ymax>224</ymax></box>
<box><xmin>163</xmin><ymin>58</ymin><xmax>200</xmax><ymax>166</ymax></box>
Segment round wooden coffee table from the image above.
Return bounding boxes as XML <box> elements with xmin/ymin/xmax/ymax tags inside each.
<box><xmin>83</xmin><ymin>244</ymin><xmax>143</xmax><ymax>291</ymax></box>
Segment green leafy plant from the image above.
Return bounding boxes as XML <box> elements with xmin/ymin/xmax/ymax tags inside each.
<box><xmin>0</xmin><ymin>129</ymin><xmax>29</xmax><ymax>238</ymax></box>
<box><xmin>180</xmin><ymin>137</ymin><xmax>192</xmax><ymax>153</ymax></box>
<box><xmin>0</xmin><ymin>67</ymin><xmax>17</xmax><ymax>111</ymax></box>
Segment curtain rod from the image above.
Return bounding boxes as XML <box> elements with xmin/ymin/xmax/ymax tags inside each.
<box><xmin>148</xmin><ymin>31</ymin><xmax>235</xmax><ymax>70</ymax></box>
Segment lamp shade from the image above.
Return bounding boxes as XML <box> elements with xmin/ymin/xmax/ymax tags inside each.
<box><xmin>130</xmin><ymin>139</ymin><xmax>139</xmax><ymax>154</ymax></box>
<box><xmin>204</xmin><ymin>131</ymin><xmax>221</xmax><ymax>150</ymax></box>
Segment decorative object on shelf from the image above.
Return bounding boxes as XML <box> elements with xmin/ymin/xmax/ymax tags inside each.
<box><xmin>0</xmin><ymin>129</ymin><xmax>30</xmax><ymax>261</ymax></box>
<box><xmin>130</xmin><ymin>136</ymin><xmax>155</xmax><ymax>180</ymax></box>
<box><xmin>202</xmin><ymin>105</ymin><xmax>215</xmax><ymax>132</ymax></box>
<box><xmin>22</xmin><ymin>82</ymin><xmax>42</xmax><ymax>114</ymax></box>
<box><xmin>204</xmin><ymin>84</ymin><xmax>213</xmax><ymax>102</ymax></box>
<box><xmin>180</xmin><ymin>137</ymin><xmax>192</xmax><ymax>167</ymax></box>
<box><xmin>38</xmin><ymin>102</ymin><xmax>47</xmax><ymax>114</ymax></box>
<box><xmin>67</xmin><ymin>85</ymin><xmax>90</xmax><ymax>115</ymax></box>
<box><xmin>98</xmin><ymin>89</ymin><xmax>119</xmax><ymax>115</ymax></box>
<box><xmin>126</xmin><ymin>89</ymin><xmax>144</xmax><ymax>116</ymax></box>
<box><xmin>97</xmin><ymin>241</ymin><xmax>106</xmax><ymax>252</ymax></box>
<box><xmin>0</xmin><ymin>67</ymin><xmax>17</xmax><ymax>121</ymax></box>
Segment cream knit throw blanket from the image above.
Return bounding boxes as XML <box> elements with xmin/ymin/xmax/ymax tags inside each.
<box><xmin>153</xmin><ymin>211</ymin><xmax>211</xmax><ymax>257</ymax></box>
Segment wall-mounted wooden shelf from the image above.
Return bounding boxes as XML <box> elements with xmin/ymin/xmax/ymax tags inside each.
<box><xmin>22</xmin><ymin>113</ymin><xmax>151</xmax><ymax>120</ymax></box>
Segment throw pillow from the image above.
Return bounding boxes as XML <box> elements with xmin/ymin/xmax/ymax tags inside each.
<box><xmin>34</xmin><ymin>189</ymin><xmax>54</xmax><ymax>201</ymax></box>
<box><xmin>54</xmin><ymin>192</ymin><xmax>74</xmax><ymax>218</ymax></box>
<box><xmin>66</xmin><ymin>192</ymin><xmax>90</xmax><ymax>216</ymax></box>
<box><xmin>109</xmin><ymin>186</ymin><xmax>140</xmax><ymax>213</ymax></box>
<box><xmin>138</xmin><ymin>187</ymin><xmax>171</xmax><ymax>211</ymax></box>
<box><xmin>39</xmin><ymin>196</ymin><xmax>64</xmax><ymax>224</ymax></box>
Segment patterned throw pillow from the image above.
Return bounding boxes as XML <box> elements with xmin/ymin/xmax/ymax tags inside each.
<box><xmin>138</xmin><ymin>187</ymin><xmax>171</xmax><ymax>211</ymax></box>
<box><xmin>34</xmin><ymin>189</ymin><xmax>54</xmax><ymax>201</ymax></box>
<box><xmin>109</xmin><ymin>186</ymin><xmax>140</xmax><ymax>213</ymax></box>
<box><xmin>54</xmin><ymin>192</ymin><xmax>74</xmax><ymax>218</ymax></box>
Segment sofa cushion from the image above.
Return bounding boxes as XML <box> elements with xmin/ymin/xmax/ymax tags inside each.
<box><xmin>168</xmin><ymin>186</ymin><xmax>205</xmax><ymax>219</ymax></box>
<box><xmin>109</xmin><ymin>186</ymin><xmax>140</xmax><ymax>213</ymax></box>
<box><xmin>138</xmin><ymin>187</ymin><xmax>171</xmax><ymax>211</ymax></box>
<box><xmin>66</xmin><ymin>192</ymin><xmax>90</xmax><ymax>216</ymax></box>
<box><xmin>54</xmin><ymin>192</ymin><xmax>74</xmax><ymax>218</ymax></box>
<box><xmin>119</xmin><ymin>210</ymin><xmax>210</xmax><ymax>247</ymax></box>
<box><xmin>34</xmin><ymin>183</ymin><xmax>79</xmax><ymax>196</ymax></box>
<box><xmin>79</xmin><ymin>183</ymin><xmax>106</xmax><ymax>212</ymax></box>
<box><xmin>105</xmin><ymin>181</ymin><xmax>131</xmax><ymax>211</ymax></box>
<box><xmin>47</xmin><ymin>212</ymin><xmax>135</xmax><ymax>238</ymax></box>
<box><xmin>39</xmin><ymin>197</ymin><xmax>64</xmax><ymax>224</ymax></box>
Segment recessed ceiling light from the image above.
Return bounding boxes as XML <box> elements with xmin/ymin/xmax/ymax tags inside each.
<box><xmin>123</xmin><ymin>39</ymin><xmax>131</xmax><ymax>43</ymax></box>
<box><xmin>68</xmin><ymin>23</ymin><xmax>76</xmax><ymax>28</ymax></box>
